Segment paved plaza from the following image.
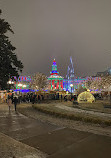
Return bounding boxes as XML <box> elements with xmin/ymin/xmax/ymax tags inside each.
<box><xmin>0</xmin><ymin>103</ymin><xmax>111</xmax><ymax>158</ymax></box>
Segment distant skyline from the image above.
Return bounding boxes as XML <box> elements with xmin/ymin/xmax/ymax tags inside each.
<box><xmin>1</xmin><ymin>0</ymin><xmax>111</xmax><ymax>77</ymax></box>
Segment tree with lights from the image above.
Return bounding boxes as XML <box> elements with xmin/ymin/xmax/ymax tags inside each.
<box><xmin>101</xmin><ymin>76</ymin><xmax>111</xmax><ymax>89</ymax></box>
<box><xmin>89</xmin><ymin>79</ymin><xmax>102</xmax><ymax>90</ymax></box>
<box><xmin>30</xmin><ymin>72</ymin><xmax>48</xmax><ymax>90</ymax></box>
<box><xmin>0</xmin><ymin>10</ymin><xmax>23</xmax><ymax>89</ymax></box>
<box><xmin>88</xmin><ymin>76</ymin><xmax>111</xmax><ymax>90</ymax></box>
<box><xmin>84</xmin><ymin>80</ymin><xmax>92</xmax><ymax>89</ymax></box>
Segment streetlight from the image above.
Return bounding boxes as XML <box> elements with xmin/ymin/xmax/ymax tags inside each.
<box><xmin>8</xmin><ymin>81</ymin><xmax>12</xmax><ymax>84</ymax></box>
<box><xmin>18</xmin><ymin>83</ymin><xmax>22</xmax><ymax>87</ymax></box>
<box><xmin>70</xmin><ymin>84</ymin><xmax>73</xmax><ymax>97</ymax></box>
<box><xmin>18</xmin><ymin>84</ymin><xmax>27</xmax><ymax>88</ymax></box>
<box><xmin>7</xmin><ymin>80</ymin><xmax>14</xmax><ymax>84</ymax></box>
<box><xmin>23</xmin><ymin>84</ymin><xmax>26</xmax><ymax>88</ymax></box>
<box><xmin>7</xmin><ymin>80</ymin><xmax>14</xmax><ymax>89</ymax></box>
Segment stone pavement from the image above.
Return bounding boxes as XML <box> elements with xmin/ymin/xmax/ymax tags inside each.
<box><xmin>0</xmin><ymin>103</ymin><xmax>111</xmax><ymax>158</ymax></box>
<box><xmin>0</xmin><ymin>132</ymin><xmax>46</xmax><ymax>158</ymax></box>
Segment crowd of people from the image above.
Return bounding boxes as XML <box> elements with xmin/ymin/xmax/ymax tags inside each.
<box><xmin>7</xmin><ymin>92</ymin><xmax>43</xmax><ymax>111</ymax></box>
<box><xmin>4</xmin><ymin>89</ymin><xmax>111</xmax><ymax>112</ymax></box>
<box><xmin>6</xmin><ymin>91</ymin><xmax>77</xmax><ymax>112</ymax></box>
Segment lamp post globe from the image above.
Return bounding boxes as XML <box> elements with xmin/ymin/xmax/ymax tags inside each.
<box><xmin>70</xmin><ymin>84</ymin><xmax>73</xmax><ymax>97</ymax></box>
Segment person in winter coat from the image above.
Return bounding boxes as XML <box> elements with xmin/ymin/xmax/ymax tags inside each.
<box><xmin>7</xmin><ymin>94</ymin><xmax>12</xmax><ymax>111</ymax></box>
<box><xmin>13</xmin><ymin>95</ymin><xmax>18</xmax><ymax>111</ymax></box>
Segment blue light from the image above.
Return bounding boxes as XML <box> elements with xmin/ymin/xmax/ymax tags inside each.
<box><xmin>13</xmin><ymin>89</ymin><xmax>35</xmax><ymax>93</ymax></box>
<box><xmin>53</xmin><ymin>61</ymin><xmax>56</xmax><ymax>65</ymax></box>
<box><xmin>52</xmin><ymin>70</ymin><xmax>58</xmax><ymax>73</ymax></box>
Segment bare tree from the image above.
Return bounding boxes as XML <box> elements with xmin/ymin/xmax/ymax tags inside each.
<box><xmin>30</xmin><ymin>72</ymin><xmax>48</xmax><ymax>90</ymax></box>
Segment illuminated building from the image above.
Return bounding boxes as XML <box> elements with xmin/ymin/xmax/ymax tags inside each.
<box><xmin>63</xmin><ymin>57</ymin><xmax>101</xmax><ymax>92</ymax></box>
<box><xmin>48</xmin><ymin>59</ymin><xmax>63</xmax><ymax>90</ymax></box>
<box><xmin>10</xmin><ymin>76</ymin><xmax>31</xmax><ymax>91</ymax></box>
<box><xmin>9</xmin><ymin>58</ymin><xmax>101</xmax><ymax>93</ymax></box>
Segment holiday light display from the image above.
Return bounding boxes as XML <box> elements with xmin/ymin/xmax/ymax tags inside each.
<box><xmin>64</xmin><ymin>57</ymin><xmax>75</xmax><ymax>92</ymax></box>
<box><xmin>64</xmin><ymin>57</ymin><xmax>102</xmax><ymax>92</ymax></box>
<box><xmin>30</xmin><ymin>72</ymin><xmax>48</xmax><ymax>90</ymax></box>
<box><xmin>10</xmin><ymin>76</ymin><xmax>31</xmax><ymax>90</ymax></box>
<box><xmin>9</xmin><ymin>58</ymin><xmax>103</xmax><ymax>93</ymax></box>
<box><xmin>48</xmin><ymin>59</ymin><xmax>63</xmax><ymax>90</ymax></box>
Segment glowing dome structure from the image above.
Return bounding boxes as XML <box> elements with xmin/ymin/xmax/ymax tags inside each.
<box><xmin>77</xmin><ymin>91</ymin><xmax>95</xmax><ymax>103</ymax></box>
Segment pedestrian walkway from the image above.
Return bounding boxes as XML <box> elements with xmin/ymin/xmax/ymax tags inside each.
<box><xmin>0</xmin><ymin>103</ymin><xmax>111</xmax><ymax>158</ymax></box>
<box><xmin>0</xmin><ymin>132</ymin><xmax>46</xmax><ymax>158</ymax></box>
<box><xmin>0</xmin><ymin>103</ymin><xmax>60</xmax><ymax>158</ymax></box>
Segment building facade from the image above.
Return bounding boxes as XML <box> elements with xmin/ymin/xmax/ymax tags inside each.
<box><xmin>10</xmin><ymin>57</ymin><xmax>102</xmax><ymax>93</ymax></box>
<box><xmin>48</xmin><ymin>59</ymin><xmax>63</xmax><ymax>90</ymax></box>
<box><xmin>63</xmin><ymin>57</ymin><xmax>101</xmax><ymax>92</ymax></box>
<box><xmin>10</xmin><ymin>76</ymin><xmax>31</xmax><ymax>92</ymax></box>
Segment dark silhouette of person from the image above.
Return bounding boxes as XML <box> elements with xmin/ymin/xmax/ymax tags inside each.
<box><xmin>7</xmin><ymin>94</ymin><xmax>12</xmax><ymax>111</ymax></box>
<box><xmin>74</xmin><ymin>95</ymin><xmax>77</xmax><ymax>101</ymax></box>
<box><xmin>38</xmin><ymin>95</ymin><xmax>41</xmax><ymax>103</ymax></box>
<box><xmin>13</xmin><ymin>96</ymin><xmax>18</xmax><ymax>111</ymax></box>
<box><xmin>61</xmin><ymin>94</ymin><xmax>63</xmax><ymax>101</ymax></box>
<box><xmin>64</xmin><ymin>95</ymin><xmax>67</xmax><ymax>101</ymax></box>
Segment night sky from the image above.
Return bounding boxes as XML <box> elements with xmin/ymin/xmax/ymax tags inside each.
<box><xmin>1</xmin><ymin>0</ymin><xmax>111</xmax><ymax>77</ymax></box>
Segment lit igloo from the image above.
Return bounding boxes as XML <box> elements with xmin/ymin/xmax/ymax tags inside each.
<box><xmin>77</xmin><ymin>91</ymin><xmax>95</xmax><ymax>103</ymax></box>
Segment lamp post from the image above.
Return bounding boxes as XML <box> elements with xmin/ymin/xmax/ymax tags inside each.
<box><xmin>18</xmin><ymin>83</ymin><xmax>23</xmax><ymax>88</ymax></box>
<box><xmin>18</xmin><ymin>83</ymin><xmax>27</xmax><ymax>89</ymax></box>
<box><xmin>70</xmin><ymin>84</ymin><xmax>73</xmax><ymax>98</ymax></box>
<box><xmin>7</xmin><ymin>80</ymin><xmax>14</xmax><ymax>90</ymax></box>
<box><xmin>23</xmin><ymin>84</ymin><xmax>26</xmax><ymax>88</ymax></box>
